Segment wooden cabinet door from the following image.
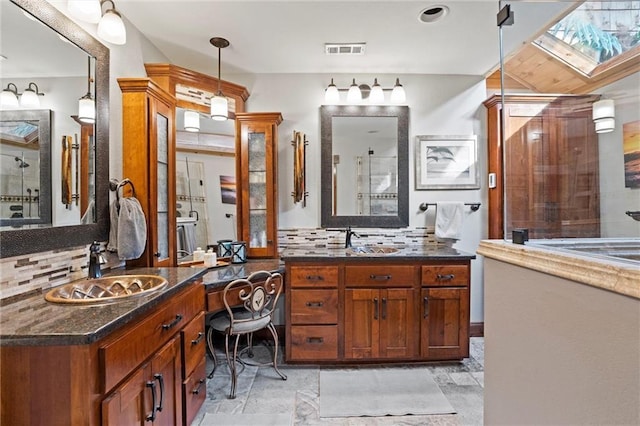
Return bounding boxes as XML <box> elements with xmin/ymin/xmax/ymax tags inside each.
<box><xmin>149</xmin><ymin>336</ymin><xmax>182</xmax><ymax>426</ymax></box>
<box><xmin>420</xmin><ymin>287</ymin><xmax>469</xmax><ymax>360</ymax></box>
<box><xmin>345</xmin><ymin>288</ymin><xmax>416</xmax><ymax>360</ymax></box>
<box><xmin>379</xmin><ymin>288</ymin><xmax>417</xmax><ymax>359</ymax></box>
<box><xmin>102</xmin><ymin>365</ymin><xmax>152</xmax><ymax>425</ymax></box>
<box><xmin>344</xmin><ymin>289</ymin><xmax>379</xmax><ymax>359</ymax></box>
<box><xmin>236</xmin><ymin>113</ymin><xmax>282</xmax><ymax>258</ymax></box>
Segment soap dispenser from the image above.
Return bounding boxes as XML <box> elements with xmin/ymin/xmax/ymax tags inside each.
<box><xmin>193</xmin><ymin>247</ymin><xmax>205</xmax><ymax>262</ymax></box>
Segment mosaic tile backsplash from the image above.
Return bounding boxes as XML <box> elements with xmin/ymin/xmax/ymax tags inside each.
<box><xmin>1</xmin><ymin>227</ymin><xmax>442</xmax><ymax>302</ymax></box>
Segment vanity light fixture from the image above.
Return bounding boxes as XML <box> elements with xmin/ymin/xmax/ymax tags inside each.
<box><xmin>68</xmin><ymin>0</ymin><xmax>102</xmax><ymax>23</ymax></box>
<box><xmin>97</xmin><ymin>0</ymin><xmax>127</xmax><ymax>45</ymax></box>
<box><xmin>323</xmin><ymin>78</ymin><xmax>408</xmax><ymax>105</ymax></box>
<box><xmin>184</xmin><ymin>110</ymin><xmax>200</xmax><ymax>132</ymax></box>
<box><xmin>210</xmin><ymin>37</ymin><xmax>230</xmax><ymax>121</ymax></box>
<box><xmin>0</xmin><ymin>83</ymin><xmax>19</xmax><ymax>108</ymax></box>
<box><xmin>78</xmin><ymin>57</ymin><xmax>95</xmax><ymax>124</ymax></box>
<box><xmin>592</xmin><ymin>98</ymin><xmax>615</xmax><ymax>133</ymax></box>
<box><xmin>20</xmin><ymin>83</ymin><xmax>44</xmax><ymax>108</ymax></box>
<box><xmin>390</xmin><ymin>78</ymin><xmax>406</xmax><ymax>104</ymax></box>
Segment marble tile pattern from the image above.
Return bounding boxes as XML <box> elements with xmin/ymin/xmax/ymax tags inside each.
<box><xmin>192</xmin><ymin>337</ymin><xmax>485</xmax><ymax>426</ymax></box>
<box><xmin>477</xmin><ymin>239</ymin><xmax>640</xmax><ymax>300</ymax></box>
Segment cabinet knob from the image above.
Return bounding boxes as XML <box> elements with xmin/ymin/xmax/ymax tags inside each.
<box><xmin>306</xmin><ymin>301</ymin><xmax>324</xmax><ymax>307</ymax></box>
<box><xmin>154</xmin><ymin>252</ymin><xmax>161</xmax><ymax>258</ymax></box>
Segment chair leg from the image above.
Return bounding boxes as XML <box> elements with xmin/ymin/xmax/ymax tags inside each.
<box><xmin>229</xmin><ymin>334</ymin><xmax>242</xmax><ymax>399</ymax></box>
<box><xmin>206</xmin><ymin>326</ymin><xmax>218</xmax><ymax>379</ymax></box>
<box><xmin>267</xmin><ymin>323</ymin><xmax>287</xmax><ymax>381</ymax></box>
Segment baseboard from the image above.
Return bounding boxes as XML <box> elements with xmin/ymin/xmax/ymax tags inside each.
<box><xmin>470</xmin><ymin>322</ymin><xmax>484</xmax><ymax>337</ymax></box>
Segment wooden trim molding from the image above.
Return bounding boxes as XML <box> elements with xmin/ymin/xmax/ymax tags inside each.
<box><xmin>470</xmin><ymin>322</ymin><xmax>484</xmax><ymax>338</ymax></box>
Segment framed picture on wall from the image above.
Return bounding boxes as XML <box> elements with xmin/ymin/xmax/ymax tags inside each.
<box><xmin>415</xmin><ymin>135</ymin><xmax>479</xmax><ymax>190</ymax></box>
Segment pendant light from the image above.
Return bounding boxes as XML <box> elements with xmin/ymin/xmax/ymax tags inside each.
<box><xmin>347</xmin><ymin>79</ymin><xmax>362</xmax><ymax>103</ymax></box>
<box><xmin>592</xmin><ymin>99</ymin><xmax>615</xmax><ymax>134</ymax></box>
<box><xmin>20</xmin><ymin>83</ymin><xmax>43</xmax><ymax>108</ymax></box>
<box><xmin>210</xmin><ymin>37</ymin><xmax>229</xmax><ymax>121</ymax></box>
<box><xmin>78</xmin><ymin>57</ymin><xmax>95</xmax><ymax>124</ymax></box>
<box><xmin>0</xmin><ymin>83</ymin><xmax>19</xmax><ymax>108</ymax></box>
<box><xmin>390</xmin><ymin>78</ymin><xmax>406</xmax><ymax>104</ymax></box>
<box><xmin>324</xmin><ymin>78</ymin><xmax>340</xmax><ymax>104</ymax></box>
<box><xmin>97</xmin><ymin>0</ymin><xmax>126</xmax><ymax>45</ymax></box>
<box><xmin>184</xmin><ymin>110</ymin><xmax>200</xmax><ymax>132</ymax></box>
<box><xmin>68</xmin><ymin>0</ymin><xmax>101</xmax><ymax>24</ymax></box>
<box><xmin>369</xmin><ymin>78</ymin><xmax>384</xmax><ymax>104</ymax></box>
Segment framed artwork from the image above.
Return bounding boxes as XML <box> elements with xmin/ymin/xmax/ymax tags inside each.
<box><xmin>219</xmin><ymin>175</ymin><xmax>236</xmax><ymax>204</ymax></box>
<box><xmin>415</xmin><ymin>135</ymin><xmax>479</xmax><ymax>190</ymax></box>
<box><xmin>623</xmin><ymin>120</ymin><xmax>640</xmax><ymax>188</ymax></box>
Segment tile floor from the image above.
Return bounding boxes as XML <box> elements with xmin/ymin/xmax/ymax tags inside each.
<box><xmin>191</xmin><ymin>337</ymin><xmax>484</xmax><ymax>426</ymax></box>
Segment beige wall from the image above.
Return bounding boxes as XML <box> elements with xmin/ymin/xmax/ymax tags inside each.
<box><xmin>484</xmin><ymin>258</ymin><xmax>640</xmax><ymax>425</ymax></box>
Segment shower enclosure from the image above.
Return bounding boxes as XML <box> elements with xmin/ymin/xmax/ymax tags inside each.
<box><xmin>0</xmin><ymin>151</ymin><xmax>40</xmax><ymax>221</ymax></box>
<box><xmin>175</xmin><ymin>157</ymin><xmax>210</xmax><ymax>253</ymax></box>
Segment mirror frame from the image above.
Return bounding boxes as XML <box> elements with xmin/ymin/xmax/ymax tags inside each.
<box><xmin>0</xmin><ymin>109</ymin><xmax>52</xmax><ymax>227</ymax></box>
<box><xmin>0</xmin><ymin>0</ymin><xmax>110</xmax><ymax>258</ymax></box>
<box><xmin>321</xmin><ymin>105</ymin><xmax>409</xmax><ymax>228</ymax></box>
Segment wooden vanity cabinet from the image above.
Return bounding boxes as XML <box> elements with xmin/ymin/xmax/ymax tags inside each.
<box><xmin>285</xmin><ymin>259</ymin><xmax>471</xmax><ymax>364</ymax></box>
<box><xmin>235</xmin><ymin>113</ymin><xmax>282</xmax><ymax>259</ymax></box>
<box><xmin>420</xmin><ymin>264</ymin><xmax>470</xmax><ymax>360</ymax></box>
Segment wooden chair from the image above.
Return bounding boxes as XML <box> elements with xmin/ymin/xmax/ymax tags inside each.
<box><xmin>206</xmin><ymin>270</ymin><xmax>287</xmax><ymax>398</ymax></box>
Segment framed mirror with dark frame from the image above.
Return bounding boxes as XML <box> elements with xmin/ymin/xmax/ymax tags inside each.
<box><xmin>0</xmin><ymin>0</ymin><xmax>110</xmax><ymax>258</ymax></box>
<box><xmin>320</xmin><ymin>105</ymin><xmax>409</xmax><ymax>228</ymax></box>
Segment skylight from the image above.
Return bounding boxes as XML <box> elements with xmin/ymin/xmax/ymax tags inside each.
<box><xmin>533</xmin><ymin>1</ymin><xmax>640</xmax><ymax>75</ymax></box>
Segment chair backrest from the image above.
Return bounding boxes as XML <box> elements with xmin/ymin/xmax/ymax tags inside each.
<box><xmin>221</xmin><ymin>271</ymin><xmax>283</xmax><ymax>330</ymax></box>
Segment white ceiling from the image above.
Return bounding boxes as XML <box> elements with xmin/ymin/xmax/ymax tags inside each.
<box><xmin>115</xmin><ymin>0</ymin><xmax>573</xmax><ymax>78</ymax></box>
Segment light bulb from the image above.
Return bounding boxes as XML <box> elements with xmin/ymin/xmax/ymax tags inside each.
<box><xmin>347</xmin><ymin>79</ymin><xmax>362</xmax><ymax>103</ymax></box>
<box><xmin>390</xmin><ymin>78</ymin><xmax>406</xmax><ymax>104</ymax></box>
<box><xmin>97</xmin><ymin>9</ymin><xmax>126</xmax><ymax>45</ymax></box>
<box><xmin>325</xmin><ymin>78</ymin><xmax>340</xmax><ymax>104</ymax></box>
<box><xmin>369</xmin><ymin>78</ymin><xmax>384</xmax><ymax>104</ymax></box>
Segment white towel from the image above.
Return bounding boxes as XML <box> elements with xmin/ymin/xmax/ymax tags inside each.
<box><xmin>106</xmin><ymin>199</ymin><xmax>119</xmax><ymax>252</ymax></box>
<box><xmin>117</xmin><ymin>197</ymin><xmax>147</xmax><ymax>260</ymax></box>
<box><xmin>435</xmin><ymin>202</ymin><xmax>466</xmax><ymax>240</ymax></box>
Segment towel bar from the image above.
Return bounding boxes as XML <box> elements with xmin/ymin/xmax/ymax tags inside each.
<box><xmin>419</xmin><ymin>202</ymin><xmax>481</xmax><ymax>212</ymax></box>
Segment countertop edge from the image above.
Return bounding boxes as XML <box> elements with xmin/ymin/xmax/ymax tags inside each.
<box><xmin>477</xmin><ymin>240</ymin><xmax>640</xmax><ymax>300</ymax></box>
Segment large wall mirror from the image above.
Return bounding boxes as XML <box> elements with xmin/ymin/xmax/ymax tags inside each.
<box><xmin>0</xmin><ymin>0</ymin><xmax>109</xmax><ymax>258</ymax></box>
<box><xmin>321</xmin><ymin>105</ymin><xmax>409</xmax><ymax>228</ymax></box>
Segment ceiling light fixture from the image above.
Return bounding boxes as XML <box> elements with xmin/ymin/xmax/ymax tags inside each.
<box><xmin>20</xmin><ymin>83</ymin><xmax>44</xmax><ymax>108</ymax></box>
<box><xmin>210</xmin><ymin>37</ymin><xmax>230</xmax><ymax>121</ymax></box>
<box><xmin>97</xmin><ymin>0</ymin><xmax>127</xmax><ymax>45</ymax></box>
<box><xmin>418</xmin><ymin>5</ymin><xmax>450</xmax><ymax>23</ymax></box>
<box><xmin>592</xmin><ymin>99</ymin><xmax>615</xmax><ymax>133</ymax></box>
<box><xmin>184</xmin><ymin>110</ymin><xmax>200</xmax><ymax>132</ymax></box>
<box><xmin>0</xmin><ymin>83</ymin><xmax>19</xmax><ymax>108</ymax></box>
<box><xmin>324</xmin><ymin>78</ymin><xmax>408</xmax><ymax>105</ymax></box>
<box><xmin>78</xmin><ymin>57</ymin><xmax>95</xmax><ymax>124</ymax></box>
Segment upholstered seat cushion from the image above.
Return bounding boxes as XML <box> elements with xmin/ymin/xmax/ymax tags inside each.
<box><xmin>209</xmin><ymin>310</ymin><xmax>272</xmax><ymax>335</ymax></box>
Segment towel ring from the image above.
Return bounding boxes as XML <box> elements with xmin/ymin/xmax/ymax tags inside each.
<box><xmin>115</xmin><ymin>178</ymin><xmax>136</xmax><ymax>209</ymax></box>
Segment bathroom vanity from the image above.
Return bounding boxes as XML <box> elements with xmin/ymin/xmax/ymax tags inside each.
<box><xmin>281</xmin><ymin>246</ymin><xmax>475</xmax><ymax>363</ymax></box>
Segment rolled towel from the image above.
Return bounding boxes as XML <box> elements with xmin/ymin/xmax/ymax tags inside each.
<box><xmin>117</xmin><ymin>197</ymin><xmax>147</xmax><ymax>260</ymax></box>
<box><xmin>435</xmin><ymin>202</ymin><xmax>466</xmax><ymax>240</ymax></box>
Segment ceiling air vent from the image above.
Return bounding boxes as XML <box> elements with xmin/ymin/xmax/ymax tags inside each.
<box><xmin>325</xmin><ymin>43</ymin><xmax>366</xmax><ymax>56</ymax></box>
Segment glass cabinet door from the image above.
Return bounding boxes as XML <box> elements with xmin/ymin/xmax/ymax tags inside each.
<box><xmin>248</xmin><ymin>131</ymin><xmax>268</xmax><ymax>249</ymax></box>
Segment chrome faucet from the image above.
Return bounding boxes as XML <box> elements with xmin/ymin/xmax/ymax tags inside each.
<box><xmin>345</xmin><ymin>227</ymin><xmax>361</xmax><ymax>248</ymax></box>
<box><xmin>88</xmin><ymin>241</ymin><xmax>103</xmax><ymax>279</ymax></box>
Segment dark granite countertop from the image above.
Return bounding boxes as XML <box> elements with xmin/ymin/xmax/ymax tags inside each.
<box><xmin>280</xmin><ymin>245</ymin><xmax>476</xmax><ymax>261</ymax></box>
<box><xmin>200</xmin><ymin>259</ymin><xmax>284</xmax><ymax>291</ymax></box>
<box><xmin>0</xmin><ymin>267</ymin><xmax>206</xmax><ymax>347</ymax></box>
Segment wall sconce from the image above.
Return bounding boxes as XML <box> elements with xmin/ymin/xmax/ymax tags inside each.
<box><xmin>210</xmin><ymin>37</ymin><xmax>229</xmax><ymax>121</ymax></box>
<box><xmin>592</xmin><ymin>99</ymin><xmax>615</xmax><ymax>134</ymax></box>
<box><xmin>0</xmin><ymin>82</ymin><xmax>45</xmax><ymax>109</ymax></box>
<box><xmin>0</xmin><ymin>83</ymin><xmax>19</xmax><ymax>108</ymax></box>
<box><xmin>67</xmin><ymin>0</ymin><xmax>127</xmax><ymax>45</ymax></box>
<box><xmin>78</xmin><ymin>57</ymin><xmax>95</xmax><ymax>124</ymax></box>
<box><xmin>324</xmin><ymin>78</ymin><xmax>407</xmax><ymax>105</ymax></box>
<box><xmin>184</xmin><ymin>110</ymin><xmax>200</xmax><ymax>132</ymax></box>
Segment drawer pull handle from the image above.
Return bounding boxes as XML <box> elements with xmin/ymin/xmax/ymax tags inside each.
<box><xmin>305</xmin><ymin>275</ymin><xmax>324</xmax><ymax>281</ymax></box>
<box><xmin>370</xmin><ymin>274</ymin><xmax>391</xmax><ymax>281</ymax></box>
<box><xmin>382</xmin><ymin>298</ymin><xmax>387</xmax><ymax>319</ymax></box>
<box><xmin>192</xmin><ymin>378</ymin><xmax>206</xmax><ymax>395</ymax></box>
<box><xmin>307</xmin><ymin>337</ymin><xmax>324</xmax><ymax>344</ymax></box>
<box><xmin>373</xmin><ymin>298</ymin><xmax>379</xmax><ymax>320</ymax></box>
<box><xmin>145</xmin><ymin>380</ymin><xmax>157</xmax><ymax>422</ymax></box>
<box><xmin>423</xmin><ymin>296</ymin><xmax>429</xmax><ymax>318</ymax></box>
<box><xmin>162</xmin><ymin>314</ymin><xmax>183</xmax><ymax>330</ymax></box>
<box><xmin>154</xmin><ymin>373</ymin><xmax>164</xmax><ymax>412</ymax></box>
<box><xmin>305</xmin><ymin>301</ymin><xmax>324</xmax><ymax>307</ymax></box>
<box><xmin>437</xmin><ymin>274</ymin><xmax>455</xmax><ymax>281</ymax></box>
<box><xmin>191</xmin><ymin>332</ymin><xmax>204</xmax><ymax>346</ymax></box>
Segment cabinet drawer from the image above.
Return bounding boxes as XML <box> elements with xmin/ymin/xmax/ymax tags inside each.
<box><xmin>289</xmin><ymin>266</ymin><xmax>339</xmax><ymax>288</ymax></box>
<box><xmin>290</xmin><ymin>289</ymin><xmax>338</xmax><ymax>324</ymax></box>
<box><xmin>422</xmin><ymin>265</ymin><xmax>469</xmax><ymax>287</ymax></box>
<box><xmin>183</xmin><ymin>356</ymin><xmax>207</xmax><ymax>426</ymax></box>
<box><xmin>290</xmin><ymin>325</ymin><xmax>338</xmax><ymax>360</ymax></box>
<box><xmin>345</xmin><ymin>265</ymin><xmax>415</xmax><ymax>287</ymax></box>
<box><xmin>182</xmin><ymin>311</ymin><xmax>206</xmax><ymax>378</ymax></box>
<box><xmin>101</xmin><ymin>283</ymin><xmax>204</xmax><ymax>393</ymax></box>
